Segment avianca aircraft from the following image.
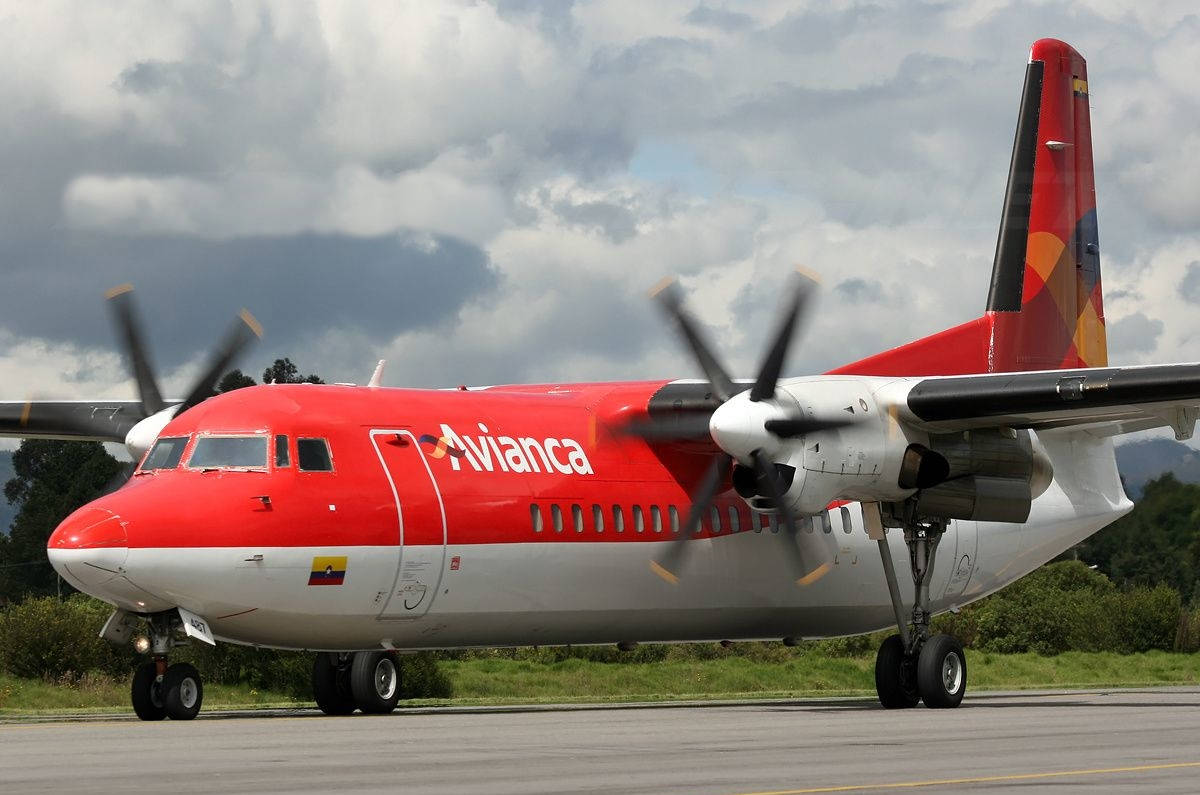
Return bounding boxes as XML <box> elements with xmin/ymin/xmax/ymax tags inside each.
<box><xmin>1</xmin><ymin>39</ymin><xmax>1192</xmax><ymax>720</ymax></box>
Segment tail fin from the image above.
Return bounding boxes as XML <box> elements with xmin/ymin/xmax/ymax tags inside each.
<box><xmin>987</xmin><ymin>38</ymin><xmax>1106</xmax><ymax>371</ymax></box>
<box><xmin>833</xmin><ymin>39</ymin><xmax>1107</xmax><ymax>377</ymax></box>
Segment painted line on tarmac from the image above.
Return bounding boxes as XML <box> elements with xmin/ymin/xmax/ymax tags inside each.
<box><xmin>734</xmin><ymin>761</ymin><xmax>1200</xmax><ymax>794</ymax></box>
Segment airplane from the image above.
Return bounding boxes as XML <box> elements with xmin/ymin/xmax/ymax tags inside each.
<box><xmin>2</xmin><ymin>38</ymin><xmax>1192</xmax><ymax>721</ymax></box>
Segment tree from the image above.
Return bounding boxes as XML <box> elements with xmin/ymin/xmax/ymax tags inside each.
<box><xmin>263</xmin><ymin>358</ymin><xmax>324</xmax><ymax>385</ymax></box>
<box><xmin>217</xmin><ymin>369</ymin><xmax>257</xmax><ymax>393</ymax></box>
<box><xmin>1077</xmin><ymin>473</ymin><xmax>1200</xmax><ymax>603</ymax></box>
<box><xmin>0</xmin><ymin>440</ymin><xmax>123</xmax><ymax>602</ymax></box>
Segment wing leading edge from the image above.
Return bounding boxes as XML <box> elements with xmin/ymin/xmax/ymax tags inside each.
<box><xmin>900</xmin><ymin>362</ymin><xmax>1200</xmax><ymax>439</ymax></box>
<box><xmin>0</xmin><ymin>400</ymin><xmax>148</xmax><ymax>443</ymax></box>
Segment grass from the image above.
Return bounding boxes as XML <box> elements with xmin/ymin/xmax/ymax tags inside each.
<box><xmin>2</xmin><ymin>651</ymin><xmax>1198</xmax><ymax>715</ymax></box>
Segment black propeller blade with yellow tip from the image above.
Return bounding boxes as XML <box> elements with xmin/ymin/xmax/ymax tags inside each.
<box><xmin>629</xmin><ymin>268</ymin><xmax>846</xmax><ymax>586</ymax></box>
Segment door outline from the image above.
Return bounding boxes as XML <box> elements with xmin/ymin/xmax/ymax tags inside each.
<box><xmin>370</xmin><ymin>429</ymin><xmax>448</xmax><ymax>619</ymax></box>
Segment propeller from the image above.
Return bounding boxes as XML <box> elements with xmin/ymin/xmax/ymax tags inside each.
<box><xmin>630</xmin><ymin>268</ymin><xmax>852</xmax><ymax>585</ymax></box>
<box><xmin>21</xmin><ymin>285</ymin><xmax>262</xmax><ymax>455</ymax></box>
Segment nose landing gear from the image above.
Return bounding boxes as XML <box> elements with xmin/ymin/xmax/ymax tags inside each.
<box><xmin>873</xmin><ymin>510</ymin><xmax>968</xmax><ymax>709</ymax></box>
<box><xmin>129</xmin><ymin>612</ymin><xmax>205</xmax><ymax>721</ymax></box>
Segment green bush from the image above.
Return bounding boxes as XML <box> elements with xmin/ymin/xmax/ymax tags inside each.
<box><xmin>0</xmin><ymin>595</ymin><xmax>135</xmax><ymax>680</ymax></box>
<box><xmin>933</xmin><ymin>561</ymin><xmax>1182</xmax><ymax>655</ymax></box>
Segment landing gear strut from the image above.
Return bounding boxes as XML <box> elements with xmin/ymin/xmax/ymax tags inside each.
<box><xmin>874</xmin><ymin>511</ymin><xmax>967</xmax><ymax>709</ymax></box>
<box><xmin>312</xmin><ymin>651</ymin><xmax>402</xmax><ymax>715</ymax></box>
<box><xmin>130</xmin><ymin>612</ymin><xmax>205</xmax><ymax>721</ymax></box>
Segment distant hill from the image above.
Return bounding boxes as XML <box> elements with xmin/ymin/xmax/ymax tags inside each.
<box><xmin>1114</xmin><ymin>438</ymin><xmax>1200</xmax><ymax>499</ymax></box>
<box><xmin>0</xmin><ymin>450</ymin><xmax>14</xmax><ymax>534</ymax></box>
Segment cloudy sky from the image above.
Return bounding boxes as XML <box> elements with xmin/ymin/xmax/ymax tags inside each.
<box><xmin>1</xmin><ymin>0</ymin><xmax>1198</xmax><ymax>410</ymax></box>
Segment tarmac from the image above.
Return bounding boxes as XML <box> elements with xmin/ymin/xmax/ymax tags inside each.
<box><xmin>2</xmin><ymin>687</ymin><xmax>1199</xmax><ymax>793</ymax></box>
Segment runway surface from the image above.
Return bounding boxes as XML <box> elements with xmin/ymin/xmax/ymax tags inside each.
<box><xmin>3</xmin><ymin>688</ymin><xmax>1199</xmax><ymax>793</ymax></box>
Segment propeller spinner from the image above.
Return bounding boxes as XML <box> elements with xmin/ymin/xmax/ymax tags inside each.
<box><xmin>632</xmin><ymin>269</ymin><xmax>852</xmax><ymax>586</ymax></box>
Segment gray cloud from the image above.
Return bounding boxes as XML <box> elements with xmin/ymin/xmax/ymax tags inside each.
<box><xmin>0</xmin><ymin>231</ymin><xmax>498</xmax><ymax>371</ymax></box>
<box><xmin>1108</xmin><ymin>312</ymin><xmax>1164</xmax><ymax>357</ymax></box>
<box><xmin>1179</xmin><ymin>262</ymin><xmax>1200</xmax><ymax>304</ymax></box>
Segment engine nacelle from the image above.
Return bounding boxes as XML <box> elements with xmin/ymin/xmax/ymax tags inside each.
<box><xmin>761</xmin><ymin>378</ymin><xmax>1052</xmax><ymax>522</ymax></box>
<box><xmin>771</xmin><ymin>378</ymin><xmax>919</xmax><ymax>514</ymax></box>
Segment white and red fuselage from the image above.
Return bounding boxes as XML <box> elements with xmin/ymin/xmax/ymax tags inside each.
<box><xmin>47</xmin><ymin>378</ymin><xmax>1130</xmax><ymax>652</ymax></box>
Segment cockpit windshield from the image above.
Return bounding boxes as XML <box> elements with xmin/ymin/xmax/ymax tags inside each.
<box><xmin>187</xmin><ymin>435</ymin><xmax>269</xmax><ymax>470</ymax></box>
<box><xmin>140</xmin><ymin>436</ymin><xmax>189</xmax><ymax>471</ymax></box>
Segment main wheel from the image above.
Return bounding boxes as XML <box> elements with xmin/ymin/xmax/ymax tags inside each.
<box><xmin>131</xmin><ymin>661</ymin><xmax>167</xmax><ymax>721</ymax></box>
<box><xmin>162</xmin><ymin>662</ymin><xmax>204</xmax><ymax>720</ymax></box>
<box><xmin>917</xmin><ymin>634</ymin><xmax>966</xmax><ymax>709</ymax></box>
<box><xmin>349</xmin><ymin>651</ymin><xmax>401</xmax><ymax>714</ymax></box>
<box><xmin>874</xmin><ymin>634</ymin><xmax>919</xmax><ymax>709</ymax></box>
<box><xmin>313</xmin><ymin>653</ymin><xmax>357</xmax><ymax>715</ymax></box>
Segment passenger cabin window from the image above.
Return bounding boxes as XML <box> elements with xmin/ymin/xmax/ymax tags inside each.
<box><xmin>633</xmin><ymin>505</ymin><xmax>645</xmax><ymax>534</ymax></box>
<box><xmin>709</xmin><ymin>507</ymin><xmax>721</xmax><ymax>534</ymax></box>
<box><xmin>551</xmin><ymin>504</ymin><xmax>564</xmax><ymax>533</ymax></box>
<box><xmin>668</xmin><ymin>505</ymin><xmax>680</xmax><ymax>534</ymax></box>
<box><xmin>612</xmin><ymin>505</ymin><xmax>625</xmax><ymax>533</ymax></box>
<box><xmin>650</xmin><ymin>505</ymin><xmax>663</xmax><ymax>533</ymax></box>
<box><xmin>297</xmin><ymin>438</ymin><xmax>333</xmax><ymax>472</ymax></box>
<box><xmin>592</xmin><ymin>505</ymin><xmax>604</xmax><ymax>533</ymax></box>
<box><xmin>141</xmin><ymin>436</ymin><xmax>188</xmax><ymax>471</ymax></box>
<box><xmin>820</xmin><ymin>512</ymin><xmax>833</xmax><ymax>534</ymax></box>
<box><xmin>531</xmin><ymin>504</ymin><xmax>543</xmax><ymax>533</ymax></box>
<box><xmin>275</xmin><ymin>435</ymin><xmax>290</xmax><ymax>468</ymax></box>
<box><xmin>727</xmin><ymin>506</ymin><xmax>740</xmax><ymax>533</ymax></box>
<box><xmin>188</xmin><ymin>435</ymin><xmax>268</xmax><ymax>470</ymax></box>
<box><xmin>840</xmin><ymin>506</ymin><xmax>853</xmax><ymax>534</ymax></box>
<box><xmin>572</xmin><ymin>504</ymin><xmax>584</xmax><ymax>533</ymax></box>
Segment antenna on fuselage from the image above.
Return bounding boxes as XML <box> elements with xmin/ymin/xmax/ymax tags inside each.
<box><xmin>368</xmin><ymin>360</ymin><xmax>386</xmax><ymax>388</ymax></box>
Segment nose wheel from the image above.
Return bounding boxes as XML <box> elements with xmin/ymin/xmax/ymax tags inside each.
<box><xmin>873</xmin><ymin>510</ymin><xmax>968</xmax><ymax>708</ymax></box>
<box><xmin>129</xmin><ymin>612</ymin><xmax>205</xmax><ymax>721</ymax></box>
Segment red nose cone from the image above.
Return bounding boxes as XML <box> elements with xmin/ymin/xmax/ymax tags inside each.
<box><xmin>48</xmin><ymin>505</ymin><xmax>128</xmax><ymax>550</ymax></box>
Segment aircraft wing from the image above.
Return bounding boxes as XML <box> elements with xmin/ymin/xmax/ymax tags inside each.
<box><xmin>898</xmin><ymin>362</ymin><xmax>1200</xmax><ymax>439</ymax></box>
<box><xmin>0</xmin><ymin>400</ymin><xmax>147</xmax><ymax>443</ymax></box>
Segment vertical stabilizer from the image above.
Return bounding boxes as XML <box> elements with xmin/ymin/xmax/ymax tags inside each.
<box><xmin>987</xmin><ymin>38</ymin><xmax>1107</xmax><ymax>372</ymax></box>
<box><xmin>831</xmin><ymin>40</ymin><xmax>1107</xmax><ymax>378</ymax></box>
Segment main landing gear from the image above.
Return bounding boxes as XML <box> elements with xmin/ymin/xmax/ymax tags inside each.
<box><xmin>312</xmin><ymin>651</ymin><xmax>402</xmax><ymax>715</ymax></box>
<box><xmin>873</xmin><ymin>512</ymin><xmax>967</xmax><ymax>709</ymax></box>
<box><xmin>131</xmin><ymin>613</ymin><xmax>205</xmax><ymax>721</ymax></box>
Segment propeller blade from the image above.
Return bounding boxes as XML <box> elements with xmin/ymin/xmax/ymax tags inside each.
<box><xmin>623</xmin><ymin>413</ymin><xmax>714</xmax><ymax>442</ymax></box>
<box><xmin>105</xmin><ymin>284</ymin><xmax>164</xmax><ymax>417</ymax></box>
<box><xmin>781</xmin><ymin>518</ymin><xmax>834</xmax><ymax>587</ymax></box>
<box><xmin>749</xmin><ymin>269</ymin><xmax>818</xmax><ymax>403</ymax></box>
<box><xmin>650</xmin><ymin>456</ymin><xmax>731</xmax><ymax>584</ymax></box>
<box><xmin>177</xmin><ymin>310</ymin><xmax>263</xmax><ymax>414</ymax></box>
<box><xmin>764</xmin><ymin>414</ymin><xmax>855</xmax><ymax>439</ymax></box>
<box><xmin>651</xmin><ymin>278</ymin><xmax>737</xmax><ymax>404</ymax></box>
<box><xmin>101</xmin><ymin>461</ymin><xmax>137</xmax><ymax>495</ymax></box>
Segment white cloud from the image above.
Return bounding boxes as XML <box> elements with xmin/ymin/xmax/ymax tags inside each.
<box><xmin>0</xmin><ymin>0</ymin><xmax>1196</xmax><ymax>401</ymax></box>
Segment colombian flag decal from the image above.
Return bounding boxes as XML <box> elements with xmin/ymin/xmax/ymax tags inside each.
<box><xmin>308</xmin><ymin>556</ymin><xmax>347</xmax><ymax>586</ymax></box>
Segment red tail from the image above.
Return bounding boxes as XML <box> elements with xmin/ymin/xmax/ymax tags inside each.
<box><xmin>834</xmin><ymin>39</ymin><xmax>1106</xmax><ymax>377</ymax></box>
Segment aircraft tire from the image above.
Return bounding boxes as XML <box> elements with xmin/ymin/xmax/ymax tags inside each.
<box><xmin>874</xmin><ymin>634</ymin><xmax>919</xmax><ymax>709</ymax></box>
<box><xmin>917</xmin><ymin>634</ymin><xmax>966</xmax><ymax>708</ymax></box>
<box><xmin>131</xmin><ymin>661</ymin><xmax>167</xmax><ymax>721</ymax></box>
<box><xmin>349</xmin><ymin>651</ymin><xmax>401</xmax><ymax>714</ymax></box>
<box><xmin>162</xmin><ymin>662</ymin><xmax>204</xmax><ymax>720</ymax></box>
<box><xmin>313</xmin><ymin>653</ymin><xmax>356</xmax><ymax>715</ymax></box>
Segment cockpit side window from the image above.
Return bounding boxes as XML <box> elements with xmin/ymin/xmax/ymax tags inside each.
<box><xmin>187</xmin><ymin>435</ymin><xmax>269</xmax><ymax>470</ymax></box>
<box><xmin>297</xmin><ymin>438</ymin><xmax>334</xmax><ymax>472</ymax></box>
<box><xmin>141</xmin><ymin>436</ymin><xmax>189</xmax><ymax>471</ymax></box>
<box><xmin>275</xmin><ymin>435</ymin><xmax>290</xmax><ymax>468</ymax></box>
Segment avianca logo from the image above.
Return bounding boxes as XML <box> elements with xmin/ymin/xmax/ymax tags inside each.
<box><xmin>422</xmin><ymin>423</ymin><xmax>594</xmax><ymax>475</ymax></box>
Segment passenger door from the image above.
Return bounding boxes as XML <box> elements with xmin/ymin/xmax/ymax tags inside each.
<box><xmin>370</xmin><ymin>429</ymin><xmax>448</xmax><ymax>619</ymax></box>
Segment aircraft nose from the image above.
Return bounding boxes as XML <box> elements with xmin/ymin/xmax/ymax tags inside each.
<box><xmin>47</xmin><ymin>505</ymin><xmax>129</xmax><ymax>590</ymax></box>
